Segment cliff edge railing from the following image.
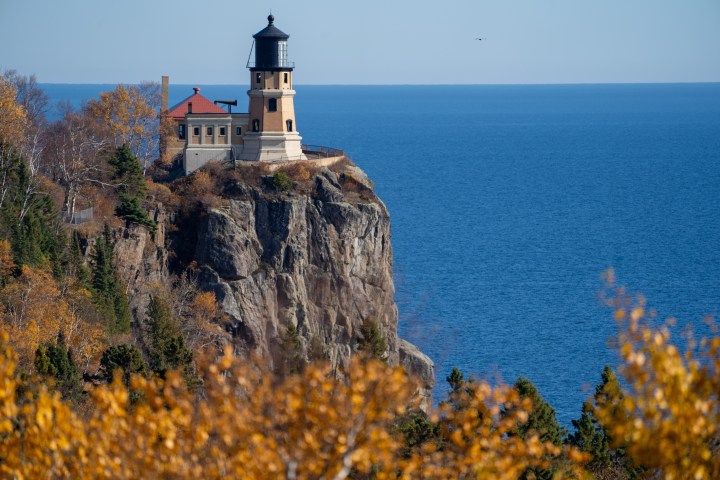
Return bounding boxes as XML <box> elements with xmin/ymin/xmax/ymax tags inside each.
<box><xmin>226</xmin><ymin>144</ymin><xmax>346</xmax><ymax>170</ymax></box>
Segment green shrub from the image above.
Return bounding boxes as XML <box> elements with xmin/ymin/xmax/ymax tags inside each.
<box><xmin>272</xmin><ymin>172</ymin><xmax>292</xmax><ymax>192</ymax></box>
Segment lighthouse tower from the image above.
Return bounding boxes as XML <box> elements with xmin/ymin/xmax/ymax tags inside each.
<box><xmin>241</xmin><ymin>15</ymin><xmax>305</xmax><ymax>161</ymax></box>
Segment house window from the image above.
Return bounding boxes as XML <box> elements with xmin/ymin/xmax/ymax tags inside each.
<box><xmin>207</xmin><ymin>127</ymin><xmax>213</xmax><ymax>136</ymax></box>
<box><xmin>235</xmin><ymin>127</ymin><xmax>242</xmax><ymax>136</ymax></box>
<box><xmin>268</xmin><ymin>98</ymin><xmax>277</xmax><ymax>112</ymax></box>
<box><xmin>252</xmin><ymin>119</ymin><xmax>260</xmax><ymax>132</ymax></box>
<box><xmin>286</xmin><ymin>119</ymin><xmax>293</xmax><ymax>132</ymax></box>
<box><xmin>255</xmin><ymin>73</ymin><xmax>262</xmax><ymax>84</ymax></box>
<box><xmin>284</xmin><ymin>73</ymin><xmax>288</xmax><ymax>84</ymax></box>
<box><xmin>219</xmin><ymin>127</ymin><xmax>226</xmax><ymax>136</ymax></box>
<box><xmin>193</xmin><ymin>127</ymin><xmax>200</xmax><ymax>136</ymax></box>
<box><xmin>178</xmin><ymin>124</ymin><xmax>186</xmax><ymax>139</ymax></box>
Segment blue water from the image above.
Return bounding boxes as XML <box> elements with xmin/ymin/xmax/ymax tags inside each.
<box><xmin>42</xmin><ymin>83</ymin><xmax>720</xmax><ymax>425</ymax></box>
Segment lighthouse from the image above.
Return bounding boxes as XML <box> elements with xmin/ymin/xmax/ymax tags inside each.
<box><xmin>163</xmin><ymin>15</ymin><xmax>317</xmax><ymax>173</ymax></box>
<box><xmin>240</xmin><ymin>15</ymin><xmax>305</xmax><ymax>161</ymax></box>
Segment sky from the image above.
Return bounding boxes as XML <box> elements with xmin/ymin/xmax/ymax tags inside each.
<box><xmin>1</xmin><ymin>0</ymin><xmax>719</xmax><ymax>85</ymax></box>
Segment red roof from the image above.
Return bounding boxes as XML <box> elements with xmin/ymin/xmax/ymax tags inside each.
<box><xmin>166</xmin><ymin>88</ymin><xmax>228</xmax><ymax>119</ymax></box>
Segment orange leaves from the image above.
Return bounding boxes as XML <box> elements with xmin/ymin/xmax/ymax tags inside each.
<box><xmin>0</xmin><ymin>240</ymin><xmax>14</xmax><ymax>278</ymax></box>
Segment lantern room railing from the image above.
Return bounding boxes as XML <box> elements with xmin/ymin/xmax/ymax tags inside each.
<box><xmin>246</xmin><ymin>61</ymin><xmax>296</xmax><ymax>69</ymax></box>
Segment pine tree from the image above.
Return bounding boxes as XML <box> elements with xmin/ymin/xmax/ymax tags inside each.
<box><xmin>69</xmin><ymin>231</ymin><xmax>91</xmax><ymax>289</ymax></box>
<box><xmin>116</xmin><ymin>194</ymin><xmax>155</xmax><ymax>229</ymax></box>
<box><xmin>0</xmin><ymin>147</ymin><xmax>64</xmax><ymax>270</ymax></box>
<box><xmin>446</xmin><ymin>367</ymin><xmax>466</xmax><ymax>394</ymax></box>
<box><xmin>109</xmin><ymin>145</ymin><xmax>154</xmax><ymax>229</ymax></box>
<box><xmin>569</xmin><ymin>366</ymin><xmax>643</xmax><ymax>479</ymax></box>
<box><xmin>146</xmin><ymin>295</ymin><xmax>193</xmax><ymax>379</ymax></box>
<box><xmin>392</xmin><ymin>408</ymin><xmax>440</xmax><ymax>459</ymax></box>
<box><xmin>509</xmin><ymin>376</ymin><xmax>567</xmax><ymax>480</ymax></box>
<box><xmin>357</xmin><ymin>318</ymin><xmax>387</xmax><ymax>361</ymax></box>
<box><xmin>443</xmin><ymin>367</ymin><xmax>476</xmax><ymax>412</ymax></box>
<box><xmin>34</xmin><ymin>332</ymin><xmax>83</xmax><ymax>401</ymax></box>
<box><xmin>280</xmin><ymin>322</ymin><xmax>305</xmax><ymax>374</ymax></box>
<box><xmin>110</xmin><ymin>144</ymin><xmax>145</xmax><ymax>196</ymax></box>
<box><xmin>90</xmin><ymin>224</ymin><xmax>130</xmax><ymax>333</ymax></box>
<box><xmin>99</xmin><ymin>343</ymin><xmax>148</xmax><ymax>386</ymax></box>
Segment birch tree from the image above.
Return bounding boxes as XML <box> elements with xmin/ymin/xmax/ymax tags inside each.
<box><xmin>85</xmin><ymin>82</ymin><xmax>160</xmax><ymax>173</ymax></box>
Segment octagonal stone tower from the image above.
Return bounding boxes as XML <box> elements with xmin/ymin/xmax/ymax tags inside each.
<box><xmin>240</xmin><ymin>15</ymin><xmax>306</xmax><ymax>161</ymax></box>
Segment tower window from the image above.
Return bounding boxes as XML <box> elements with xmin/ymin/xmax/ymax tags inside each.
<box><xmin>286</xmin><ymin>119</ymin><xmax>293</xmax><ymax>132</ymax></box>
<box><xmin>207</xmin><ymin>127</ymin><xmax>213</xmax><ymax>136</ymax></box>
<box><xmin>178</xmin><ymin>124</ymin><xmax>186</xmax><ymax>139</ymax></box>
<box><xmin>193</xmin><ymin>127</ymin><xmax>200</xmax><ymax>136</ymax></box>
<box><xmin>284</xmin><ymin>73</ymin><xmax>288</xmax><ymax>84</ymax></box>
<box><xmin>236</xmin><ymin>127</ymin><xmax>242</xmax><ymax>136</ymax></box>
<box><xmin>219</xmin><ymin>127</ymin><xmax>226</xmax><ymax>136</ymax></box>
<box><xmin>252</xmin><ymin>119</ymin><xmax>260</xmax><ymax>132</ymax></box>
<box><xmin>268</xmin><ymin>98</ymin><xmax>277</xmax><ymax>112</ymax></box>
<box><xmin>255</xmin><ymin>73</ymin><xmax>262</xmax><ymax>84</ymax></box>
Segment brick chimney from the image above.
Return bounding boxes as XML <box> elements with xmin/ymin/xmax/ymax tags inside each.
<box><xmin>161</xmin><ymin>75</ymin><xmax>169</xmax><ymax>112</ymax></box>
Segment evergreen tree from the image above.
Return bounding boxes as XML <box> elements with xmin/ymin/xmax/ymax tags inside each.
<box><xmin>99</xmin><ymin>344</ymin><xmax>148</xmax><ymax>386</ymax></box>
<box><xmin>146</xmin><ymin>295</ymin><xmax>193</xmax><ymax>379</ymax></box>
<box><xmin>357</xmin><ymin>318</ymin><xmax>387</xmax><ymax>361</ymax></box>
<box><xmin>280</xmin><ymin>322</ymin><xmax>305</xmax><ymax>374</ymax></box>
<box><xmin>508</xmin><ymin>376</ymin><xmax>567</xmax><ymax>480</ymax></box>
<box><xmin>443</xmin><ymin>367</ymin><xmax>476</xmax><ymax>412</ymax></box>
<box><xmin>0</xmin><ymin>146</ymin><xmax>65</xmax><ymax>271</ymax></box>
<box><xmin>91</xmin><ymin>224</ymin><xmax>131</xmax><ymax>333</ymax></box>
<box><xmin>446</xmin><ymin>367</ymin><xmax>467</xmax><ymax>394</ymax></box>
<box><xmin>116</xmin><ymin>194</ymin><xmax>155</xmax><ymax>229</ymax></box>
<box><xmin>109</xmin><ymin>145</ymin><xmax>154</xmax><ymax>229</ymax></box>
<box><xmin>34</xmin><ymin>332</ymin><xmax>83</xmax><ymax>401</ymax></box>
<box><xmin>110</xmin><ymin>144</ymin><xmax>145</xmax><ymax>196</ymax></box>
<box><xmin>392</xmin><ymin>408</ymin><xmax>441</xmax><ymax>459</ymax></box>
<box><xmin>69</xmin><ymin>231</ymin><xmax>91</xmax><ymax>289</ymax></box>
<box><xmin>568</xmin><ymin>366</ymin><xmax>643</xmax><ymax>479</ymax></box>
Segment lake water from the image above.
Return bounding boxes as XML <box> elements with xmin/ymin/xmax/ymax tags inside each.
<box><xmin>41</xmin><ymin>83</ymin><xmax>720</xmax><ymax>425</ymax></box>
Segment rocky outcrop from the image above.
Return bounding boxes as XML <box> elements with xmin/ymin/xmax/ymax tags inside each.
<box><xmin>114</xmin><ymin>165</ymin><xmax>435</xmax><ymax>400</ymax></box>
<box><xmin>114</xmin><ymin>206</ymin><xmax>170</xmax><ymax>321</ymax></box>
<box><xmin>399</xmin><ymin>339</ymin><xmax>435</xmax><ymax>409</ymax></box>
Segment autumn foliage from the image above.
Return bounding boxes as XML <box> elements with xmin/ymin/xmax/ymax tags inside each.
<box><xmin>595</xmin><ymin>271</ymin><xmax>720</xmax><ymax>479</ymax></box>
<box><xmin>0</xmin><ymin>335</ymin><xmax>583</xmax><ymax>479</ymax></box>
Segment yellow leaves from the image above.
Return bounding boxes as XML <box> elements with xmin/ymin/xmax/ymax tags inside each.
<box><xmin>0</xmin><ymin>78</ymin><xmax>27</xmax><ymax>147</ymax></box>
<box><xmin>597</xmin><ymin>287</ymin><xmax>720</xmax><ymax>479</ymax></box>
<box><xmin>0</xmin><ymin>264</ymin><xmax>106</xmax><ymax>372</ymax></box>
<box><xmin>0</xmin><ymin>240</ymin><xmax>14</xmax><ymax>278</ymax></box>
<box><xmin>84</xmin><ymin>83</ymin><xmax>158</xmax><ymax>163</ymax></box>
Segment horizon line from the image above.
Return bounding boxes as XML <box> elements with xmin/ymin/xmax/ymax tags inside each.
<box><xmin>38</xmin><ymin>81</ymin><xmax>720</xmax><ymax>87</ymax></box>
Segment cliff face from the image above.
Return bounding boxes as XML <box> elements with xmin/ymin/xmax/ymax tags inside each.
<box><xmin>117</xmin><ymin>163</ymin><xmax>434</xmax><ymax>401</ymax></box>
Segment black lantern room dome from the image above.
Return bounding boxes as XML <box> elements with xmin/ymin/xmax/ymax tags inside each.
<box><xmin>253</xmin><ymin>15</ymin><xmax>290</xmax><ymax>40</ymax></box>
<box><xmin>251</xmin><ymin>15</ymin><xmax>292</xmax><ymax>71</ymax></box>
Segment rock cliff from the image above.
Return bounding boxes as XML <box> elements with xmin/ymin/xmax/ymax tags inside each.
<box><xmin>117</xmin><ymin>161</ymin><xmax>434</xmax><ymax>401</ymax></box>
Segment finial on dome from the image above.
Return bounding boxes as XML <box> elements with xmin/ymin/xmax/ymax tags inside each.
<box><xmin>268</xmin><ymin>14</ymin><xmax>274</xmax><ymax>25</ymax></box>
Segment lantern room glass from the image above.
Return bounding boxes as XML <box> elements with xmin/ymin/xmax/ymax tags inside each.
<box><xmin>277</xmin><ymin>41</ymin><xmax>288</xmax><ymax>67</ymax></box>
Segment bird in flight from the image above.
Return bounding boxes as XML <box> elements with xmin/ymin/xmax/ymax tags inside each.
<box><xmin>475</xmin><ymin>37</ymin><xmax>486</xmax><ymax>41</ymax></box>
